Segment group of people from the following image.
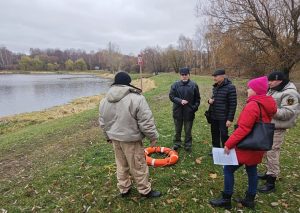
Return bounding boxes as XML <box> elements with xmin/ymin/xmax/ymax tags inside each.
<box><xmin>98</xmin><ymin>69</ymin><xmax>300</xmax><ymax>208</ymax></box>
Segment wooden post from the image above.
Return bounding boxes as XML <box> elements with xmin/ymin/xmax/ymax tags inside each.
<box><xmin>138</xmin><ymin>54</ymin><xmax>143</xmax><ymax>91</ymax></box>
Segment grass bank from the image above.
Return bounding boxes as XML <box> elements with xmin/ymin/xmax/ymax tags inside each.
<box><xmin>0</xmin><ymin>73</ymin><xmax>299</xmax><ymax>212</ymax></box>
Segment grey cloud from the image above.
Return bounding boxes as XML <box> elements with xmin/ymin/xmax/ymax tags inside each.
<box><xmin>0</xmin><ymin>0</ymin><xmax>199</xmax><ymax>54</ymax></box>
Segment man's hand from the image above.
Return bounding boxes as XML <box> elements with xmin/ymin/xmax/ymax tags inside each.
<box><xmin>150</xmin><ymin>140</ymin><xmax>157</xmax><ymax>147</ymax></box>
<box><xmin>181</xmin><ymin>100</ymin><xmax>188</xmax><ymax>105</ymax></box>
<box><xmin>208</xmin><ymin>98</ymin><xmax>214</xmax><ymax>104</ymax></box>
<box><xmin>224</xmin><ymin>146</ymin><xmax>230</xmax><ymax>155</ymax></box>
<box><xmin>226</xmin><ymin>120</ymin><xmax>232</xmax><ymax>127</ymax></box>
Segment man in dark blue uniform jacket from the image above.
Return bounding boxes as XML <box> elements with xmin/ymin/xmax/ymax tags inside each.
<box><xmin>169</xmin><ymin>67</ymin><xmax>201</xmax><ymax>152</ymax></box>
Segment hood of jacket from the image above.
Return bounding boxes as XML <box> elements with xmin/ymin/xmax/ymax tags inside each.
<box><xmin>247</xmin><ymin>95</ymin><xmax>277</xmax><ymax>118</ymax></box>
<box><xmin>282</xmin><ymin>81</ymin><xmax>298</xmax><ymax>92</ymax></box>
<box><xmin>106</xmin><ymin>85</ymin><xmax>141</xmax><ymax>103</ymax></box>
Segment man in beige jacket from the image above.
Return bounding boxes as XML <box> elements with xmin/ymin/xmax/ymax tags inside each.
<box><xmin>99</xmin><ymin>71</ymin><xmax>161</xmax><ymax>198</ymax></box>
<box><xmin>258</xmin><ymin>71</ymin><xmax>300</xmax><ymax>193</ymax></box>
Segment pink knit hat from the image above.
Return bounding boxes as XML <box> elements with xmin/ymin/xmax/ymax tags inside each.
<box><xmin>247</xmin><ymin>76</ymin><xmax>268</xmax><ymax>95</ymax></box>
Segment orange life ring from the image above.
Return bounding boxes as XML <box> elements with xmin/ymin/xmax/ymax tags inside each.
<box><xmin>144</xmin><ymin>147</ymin><xmax>179</xmax><ymax>167</ymax></box>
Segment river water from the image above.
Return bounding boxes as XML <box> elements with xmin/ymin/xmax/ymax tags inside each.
<box><xmin>0</xmin><ymin>74</ymin><xmax>112</xmax><ymax>117</ymax></box>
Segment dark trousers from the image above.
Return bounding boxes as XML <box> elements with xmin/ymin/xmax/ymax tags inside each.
<box><xmin>173</xmin><ymin>119</ymin><xmax>193</xmax><ymax>148</ymax></box>
<box><xmin>224</xmin><ymin>165</ymin><xmax>258</xmax><ymax>195</ymax></box>
<box><xmin>210</xmin><ymin>119</ymin><xmax>228</xmax><ymax>147</ymax></box>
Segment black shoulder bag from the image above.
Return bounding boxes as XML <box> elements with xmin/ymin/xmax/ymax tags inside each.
<box><xmin>204</xmin><ymin>105</ymin><xmax>212</xmax><ymax>124</ymax></box>
<box><xmin>237</xmin><ymin>102</ymin><xmax>275</xmax><ymax>151</ymax></box>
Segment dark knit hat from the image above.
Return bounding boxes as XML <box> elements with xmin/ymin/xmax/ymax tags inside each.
<box><xmin>212</xmin><ymin>69</ymin><xmax>225</xmax><ymax>76</ymax></box>
<box><xmin>268</xmin><ymin>71</ymin><xmax>286</xmax><ymax>81</ymax></box>
<box><xmin>179</xmin><ymin>67</ymin><xmax>190</xmax><ymax>75</ymax></box>
<box><xmin>113</xmin><ymin>71</ymin><xmax>131</xmax><ymax>85</ymax></box>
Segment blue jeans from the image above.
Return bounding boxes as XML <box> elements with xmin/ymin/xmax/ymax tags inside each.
<box><xmin>223</xmin><ymin>164</ymin><xmax>258</xmax><ymax>195</ymax></box>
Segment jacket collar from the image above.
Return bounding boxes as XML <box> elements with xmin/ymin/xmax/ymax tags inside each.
<box><xmin>213</xmin><ymin>78</ymin><xmax>231</xmax><ymax>88</ymax></box>
<box><xmin>179</xmin><ymin>79</ymin><xmax>190</xmax><ymax>85</ymax></box>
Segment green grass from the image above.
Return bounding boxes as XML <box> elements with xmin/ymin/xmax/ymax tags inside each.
<box><xmin>1</xmin><ymin>73</ymin><xmax>299</xmax><ymax>212</ymax></box>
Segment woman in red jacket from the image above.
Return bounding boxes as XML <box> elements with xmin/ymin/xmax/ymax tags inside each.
<box><xmin>210</xmin><ymin>76</ymin><xmax>277</xmax><ymax>210</ymax></box>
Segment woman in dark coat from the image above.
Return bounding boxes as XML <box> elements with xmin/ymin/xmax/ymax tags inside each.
<box><xmin>209</xmin><ymin>76</ymin><xmax>277</xmax><ymax>209</ymax></box>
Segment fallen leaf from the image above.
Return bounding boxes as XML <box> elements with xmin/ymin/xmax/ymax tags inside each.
<box><xmin>166</xmin><ymin>199</ymin><xmax>173</xmax><ymax>204</ymax></box>
<box><xmin>281</xmin><ymin>202</ymin><xmax>288</xmax><ymax>208</ymax></box>
<box><xmin>192</xmin><ymin>198</ymin><xmax>198</xmax><ymax>202</ymax></box>
<box><xmin>209</xmin><ymin>173</ymin><xmax>217</xmax><ymax>179</ymax></box>
<box><xmin>271</xmin><ymin>202</ymin><xmax>279</xmax><ymax>207</ymax></box>
<box><xmin>195</xmin><ymin>157</ymin><xmax>203</xmax><ymax>164</ymax></box>
<box><xmin>237</xmin><ymin>202</ymin><xmax>243</xmax><ymax>208</ymax></box>
<box><xmin>182</xmin><ymin>170</ymin><xmax>187</xmax><ymax>175</ymax></box>
<box><xmin>131</xmin><ymin>197</ymin><xmax>139</xmax><ymax>202</ymax></box>
<box><xmin>173</xmin><ymin>187</ymin><xmax>179</xmax><ymax>191</ymax></box>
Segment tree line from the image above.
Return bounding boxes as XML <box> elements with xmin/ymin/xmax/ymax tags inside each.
<box><xmin>0</xmin><ymin>38</ymin><xmax>214</xmax><ymax>75</ymax></box>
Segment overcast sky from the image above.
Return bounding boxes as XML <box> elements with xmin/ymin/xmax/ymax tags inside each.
<box><xmin>0</xmin><ymin>0</ymin><xmax>201</xmax><ymax>55</ymax></box>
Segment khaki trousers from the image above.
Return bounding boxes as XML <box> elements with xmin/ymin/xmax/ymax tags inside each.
<box><xmin>266</xmin><ymin>129</ymin><xmax>286</xmax><ymax>177</ymax></box>
<box><xmin>112</xmin><ymin>140</ymin><xmax>151</xmax><ymax>195</ymax></box>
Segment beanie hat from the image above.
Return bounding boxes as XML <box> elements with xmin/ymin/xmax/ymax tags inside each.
<box><xmin>179</xmin><ymin>67</ymin><xmax>190</xmax><ymax>75</ymax></box>
<box><xmin>113</xmin><ymin>71</ymin><xmax>131</xmax><ymax>86</ymax></box>
<box><xmin>247</xmin><ymin>76</ymin><xmax>268</xmax><ymax>95</ymax></box>
<box><xmin>268</xmin><ymin>71</ymin><xmax>286</xmax><ymax>81</ymax></box>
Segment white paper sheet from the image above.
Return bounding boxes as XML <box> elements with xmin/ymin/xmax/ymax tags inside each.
<box><xmin>212</xmin><ymin>148</ymin><xmax>239</xmax><ymax>165</ymax></box>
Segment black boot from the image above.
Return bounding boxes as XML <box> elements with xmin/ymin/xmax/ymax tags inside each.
<box><xmin>209</xmin><ymin>192</ymin><xmax>232</xmax><ymax>210</ymax></box>
<box><xmin>257</xmin><ymin>173</ymin><xmax>270</xmax><ymax>180</ymax></box>
<box><xmin>258</xmin><ymin>176</ymin><xmax>276</xmax><ymax>193</ymax></box>
<box><xmin>141</xmin><ymin>190</ymin><xmax>161</xmax><ymax>198</ymax></box>
<box><xmin>236</xmin><ymin>192</ymin><xmax>255</xmax><ymax>209</ymax></box>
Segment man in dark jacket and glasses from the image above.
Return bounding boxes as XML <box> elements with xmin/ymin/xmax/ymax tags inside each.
<box><xmin>169</xmin><ymin>67</ymin><xmax>201</xmax><ymax>152</ymax></box>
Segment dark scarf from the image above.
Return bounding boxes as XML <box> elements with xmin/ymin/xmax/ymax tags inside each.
<box><xmin>271</xmin><ymin>79</ymin><xmax>290</xmax><ymax>91</ymax></box>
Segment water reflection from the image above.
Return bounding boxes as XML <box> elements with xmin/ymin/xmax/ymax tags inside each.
<box><xmin>0</xmin><ymin>74</ymin><xmax>111</xmax><ymax>117</ymax></box>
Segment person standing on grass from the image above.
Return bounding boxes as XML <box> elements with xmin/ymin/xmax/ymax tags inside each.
<box><xmin>207</xmin><ymin>69</ymin><xmax>237</xmax><ymax>154</ymax></box>
<box><xmin>210</xmin><ymin>76</ymin><xmax>277</xmax><ymax>210</ymax></box>
<box><xmin>99</xmin><ymin>71</ymin><xmax>161</xmax><ymax>198</ymax></box>
<box><xmin>169</xmin><ymin>67</ymin><xmax>201</xmax><ymax>152</ymax></box>
<box><xmin>257</xmin><ymin>71</ymin><xmax>300</xmax><ymax>193</ymax></box>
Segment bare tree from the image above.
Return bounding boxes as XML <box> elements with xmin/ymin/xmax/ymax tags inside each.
<box><xmin>198</xmin><ymin>0</ymin><xmax>300</xmax><ymax>77</ymax></box>
<box><xmin>166</xmin><ymin>45</ymin><xmax>184</xmax><ymax>73</ymax></box>
<box><xmin>0</xmin><ymin>47</ymin><xmax>14</xmax><ymax>69</ymax></box>
<box><xmin>142</xmin><ymin>46</ymin><xmax>169</xmax><ymax>74</ymax></box>
<box><xmin>107</xmin><ymin>42</ymin><xmax>122</xmax><ymax>73</ymax></box>
<box><xmin>194</xmin><ymin>26</ymin><xmax>207</xmax><ymax>73</ymax></box>
<box><xmin>178</xmin><ymin>35</ymin><xmax>194</xmax><ymax>69</ymax></box>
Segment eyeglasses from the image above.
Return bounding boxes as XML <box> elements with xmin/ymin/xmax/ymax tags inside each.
<box><xmin>181</xmin><ymin>73</ymin><xmax>188</xmax><ymax>76</ymax></box>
